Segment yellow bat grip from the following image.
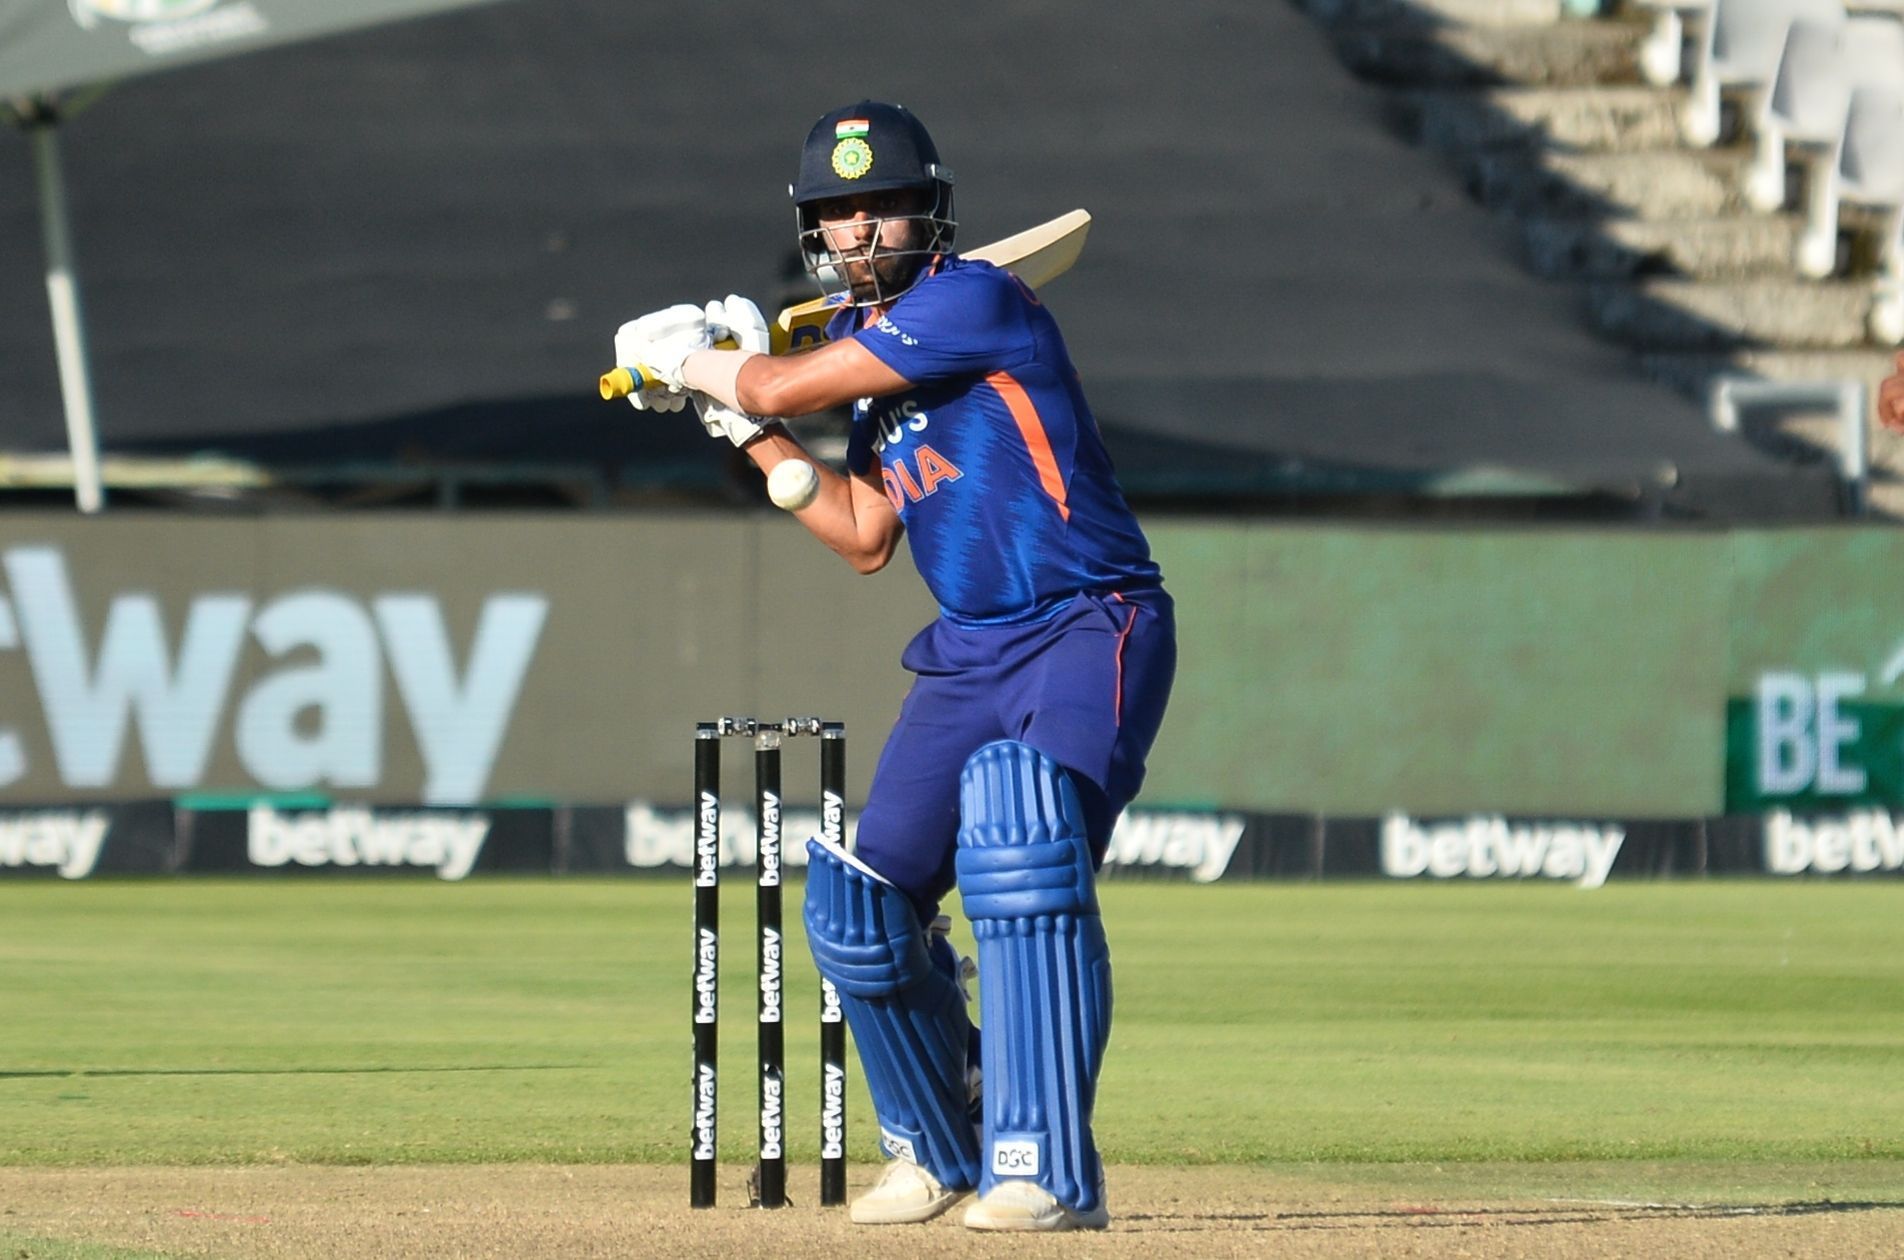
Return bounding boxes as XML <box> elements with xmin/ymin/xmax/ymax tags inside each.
<box><xmin>599</xmin><ymin>338</ymin><xmax>741</xmax><ymax>401</ymax></box>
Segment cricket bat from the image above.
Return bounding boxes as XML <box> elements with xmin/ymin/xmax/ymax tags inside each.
<box><xmin>598</xmin><ymin>208</ymin><xmax>1091</xmax><ymax>400</ymax></box>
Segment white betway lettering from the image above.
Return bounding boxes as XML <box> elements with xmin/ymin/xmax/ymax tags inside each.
<box><xmin>1101</xmin><ymin>810</ymin><xmax>1246</xmax><ymax>882</ymax></box>
<box><xmin>0</xmin><ymin>592</ymin><xmax>23</xmax><ymax>783</ymax></box>
<box><xmin>632</xmin><ymin>800</ymin><xmax>1244</xmax><ymax>877</ymax></box>
<box><xmin>1381</xmin><ymin>813</ymin><xmax>1625</xmax><ymax>889</ymax></box>
<box><xmin>0</xmin><ymin>548</ymin><xmax>547</xmax><ymax>802</ymax></box>
<box><xmin>821</xmin><ymin>788</ymin><xmax>844</xmax><ymax>847</ymax></box>
<box><xmin>820</xmin><ymin>979</ymin><xmax>843</xmax><ymax>1024</ymax></box>
<box><xmin>0</xmin><ymin>810</ymin><xmax>110</xmax><ymax>879</ymax></box>
<box><xmin>6</xmin><ymin>547</ymin><xmax>249</xmax><ymax>788</ymax></box>
<box><xmin>758</xmin><ymin>790</ymin><xmax>781</xmax><ymax>888</ymax></box>
<box><xmin>820</xmin><ymin>1063</ymin><xmax>846</xmax><ymax>1159</ymax></box>
<box><xmin>625</xmin><ymin>801</ymin><xmax>851</xmax><ymax>869</ymax></box>
<box><xmin>373</xmin><ymin>595</ymin><xmax>548</xmax><ymax>805</ymax></box>
<box><xmin>693</xmin><ymin>927</ymin><xmax>718</xmax><ymax>1024</ymax></box>
<box><xmin>1756</xmin><ymin>671</ymin><xmax>1868</xmax><ymax>796</ymax></box>
<box><xmin>692</xmin><ymin>1063</ymin><xmax>717</xmax><ymax>1160</ymax></box>
<box><xmin>760</xmin><ymin>1071</ymin><xmax>784</xmax><ymax>1159</ymax></box>
<box><xmin>247</xmin><ymin>805</ymin><xmax>489</xmax><ymax>880</ymax></box>
<box><xmin>695</xmin><ymin>792</ymin><xmax>720</xmax><ymax>888</ymax></box>
<box><xmin>1766</xmin><ymin>809</ymin><xmax>1904</xmax><ymax>875</ymax></box>
<box><xmin>236</xmin><ymin>591</ymin><xmax>380</xmax><ymax>791</ymax></box>
<box><xmin>759</xmin><ymin>927</ymin><xmax>782</xmax><ymax>1023</ymax></box>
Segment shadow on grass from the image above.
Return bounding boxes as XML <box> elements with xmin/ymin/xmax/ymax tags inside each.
<box><xmin>0</xmin><ymin>1064</ymin><xmax>579</xmax><ymax>1080</ymax></box>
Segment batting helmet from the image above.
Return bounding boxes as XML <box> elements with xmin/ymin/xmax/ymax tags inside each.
<box><xmin>791</xmin><ymin>101</ymin><xmax>956</xmax><ymax>303</ymax></box>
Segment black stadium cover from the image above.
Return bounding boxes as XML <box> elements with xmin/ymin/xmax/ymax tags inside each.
<box><xmin>1</xmin><ymin>0</ymin><xmax>518</xmax><ymax>511</ymax></box>
<box><xmin>0</xmin><ymin>0</ymin><xmax>1836</xmax><ymax>518</ymax></box>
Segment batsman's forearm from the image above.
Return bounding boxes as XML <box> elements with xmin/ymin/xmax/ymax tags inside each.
<box><xmin>743</xmin><ymin>431</ymin><xmax>899</xmax><ymax>574</ymax></box>
<box><xmin>681</xmin><ymin>348</ymin><xmax>757</xmax><ymax>413</ymax></box>
<box><xmin>734</xmin><ymin>338</ymin><xmax>913</xmax><ymax>418</ymax></box>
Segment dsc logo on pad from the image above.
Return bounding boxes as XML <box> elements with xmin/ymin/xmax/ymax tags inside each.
<box><xmin>991</xmin><ymin>1137</ymin><xmax>1043</xmax><ymax>1177</ymax></box>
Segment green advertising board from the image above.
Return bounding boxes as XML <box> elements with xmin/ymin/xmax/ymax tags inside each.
<box><xmin>1722</xmin><ymin>529</ymin><xmax>1904</xmax><ymax>811</ymax></box>
<box><xmin>1141</xmin><ymin>522</ymin><xmax>1729</xmax><ymax>817</ymax></box>
<box><xmin>0</xmin><ymin>513</ymin><xmax>1893</xmax><ymax>817</ymax></box>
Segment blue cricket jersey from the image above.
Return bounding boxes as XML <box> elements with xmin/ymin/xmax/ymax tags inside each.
<box><xmin>832</xmin><ymin>256</ymin><xmax>1161</xmax><ymax>627</ymax></box>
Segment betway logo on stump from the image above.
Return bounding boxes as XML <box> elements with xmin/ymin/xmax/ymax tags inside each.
<box><xmin>248</xmin><ymin>805</ymin><xmax>490</xmax><ymax>879</ymax></box>
<box><xmin>820</xmin><ymin>1062</ymin><xmax>846</xmax><ymax>1160</ymax></box>
<box><xmin>1382</xmin><ymin>813</ymin><xmax>1625</xmax><ymax>889</ymax></box>
<box><xmin>0</xmin><ymin>547</ymin><xmax>546</xmax><ymax>802</ymax></box>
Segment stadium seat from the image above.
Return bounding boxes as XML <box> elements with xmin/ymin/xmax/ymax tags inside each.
<box><xmin>1745</xmin><ymin>13</ymin><xmax>1844</xmax><ymax>210</ymax></box>
<box><xmin>1647</xmin><ymin>0</ymin><xmax>1903</xmax><ymax>87</ymax></box>
<box><xmin>1838</xmin><ymin>84</ymin><xmax>1904</xmax><ymax>341</ymax></box>
<box><xmin>1682</xmin><ymin>0</ymin><xmax>1846</xmax><ymax>146</ymax></box>
<box><xmin>1751</xmin><ymin>14</ymin><xmax>1904</xmax><ymax>274</ymax></box>
<box><xmin>1636</xmin><ymin>0</ymin><xmax>1711</xmax><ymax>86</ymax></box>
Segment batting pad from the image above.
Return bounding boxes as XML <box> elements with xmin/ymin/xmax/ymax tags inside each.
<box><xmin>955</xmin><ymin>740</ymin><xmax>1112</xmax><ymax>1214</ymax></box>
<box><xmin>804</xmin><ymin>838</ymin><xmax>982</xmax><ymax>1189</ymax></box>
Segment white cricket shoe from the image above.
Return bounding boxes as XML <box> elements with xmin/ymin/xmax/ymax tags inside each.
<box><xmin>963</xmin><ymin>1180</ymin><xmax>1110</xmax><ymax>1232</ymax></box>
<box><xmin>849</xmin><ymin>1158</ymin><xmax>969</xmax><ymax>1225</ymax></box>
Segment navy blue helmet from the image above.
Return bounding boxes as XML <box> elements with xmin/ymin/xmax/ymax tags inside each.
<box><xmin>791</xmin><ymin>101</ymin><xmax>956</xmax><ymax>305</ymax></box>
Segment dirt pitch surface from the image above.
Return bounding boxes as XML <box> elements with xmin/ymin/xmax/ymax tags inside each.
<box><xmin>6</xmin><ymin>1165</ymin><xmax>1903</xmax><ymax>1259</ymax></box>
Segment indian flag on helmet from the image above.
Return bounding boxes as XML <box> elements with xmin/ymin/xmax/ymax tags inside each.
<box><xmin>835</xmin><ymin>119</ymin><xmax>870</xmax><ymax>139</ymax></box>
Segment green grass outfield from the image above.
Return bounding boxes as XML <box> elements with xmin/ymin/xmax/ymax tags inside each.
<box><xmin>3</xmin><ymin>878</ymin><xmax>1902</xmax><ymax>1181</ymax></box>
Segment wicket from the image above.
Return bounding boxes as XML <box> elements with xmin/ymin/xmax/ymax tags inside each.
<box><xmin>691</xmin><ymin>716</ymin><xmax>849</xmax><ymax>1210</ymax></box>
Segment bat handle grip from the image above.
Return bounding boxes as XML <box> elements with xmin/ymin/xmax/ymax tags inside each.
<box><xmin>598</xmin><ymin>366</ymin><xmax>649</xmax><ymax>399</ymax></box>
<box><xmin>598</xmin><ymin>337</ymin><xmax>742</xmax><ymax>401</ymax></box>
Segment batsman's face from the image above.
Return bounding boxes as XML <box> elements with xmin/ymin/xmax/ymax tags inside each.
<box><xmin>814</xmin><ymin>189</ymin><xmax>932</xmax><ymax>300</ymax></box>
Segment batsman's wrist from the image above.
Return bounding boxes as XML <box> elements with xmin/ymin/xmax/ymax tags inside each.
<box><xmin>738</xmin><ymin>419</ymin><xmax>789</xmax><ymax>450</ymax></box>
<box><xmin>682</xmin><ymin>348</ymin><xmax>759</xmax><ymax>414</ymax></box>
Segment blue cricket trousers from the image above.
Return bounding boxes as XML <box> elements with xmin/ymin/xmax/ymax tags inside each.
<box><xmin>851</xmin><ymin>586</ymin><xmax>1176</xmax><ymax>915</ymax></box>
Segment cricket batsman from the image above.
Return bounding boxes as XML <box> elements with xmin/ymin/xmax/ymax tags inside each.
<box><xmin>612</xmin><ymin>101</ymin><xmax>1176</xmax><ymax>1232</ymax></box>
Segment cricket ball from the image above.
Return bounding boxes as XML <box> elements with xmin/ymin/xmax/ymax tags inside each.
<box><xmin>767</xmin><ymin>459</ymin><xmax>821</xmax><ymax>511</ymax></box>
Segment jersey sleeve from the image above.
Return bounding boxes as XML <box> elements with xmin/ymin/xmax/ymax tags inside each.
<box><xmin>848</xmin><ymin>264</ymin><xmax>1031</xmax><ymax>385</ymax></box>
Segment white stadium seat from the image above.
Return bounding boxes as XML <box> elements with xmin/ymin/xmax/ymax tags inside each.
<box><xmin>1838</xmin><ymin>84</ymin><xmax>1904</xmax><ymax>341</ymax></box>
<box><xmin>1634</xmin><ymin>0</ymin><xmax>1889</xmax><ymax>111</ymax></box>
<box><xmin>1841</xmin><ymin>84</ymin><xmax>1904</xmax><ymax>212</ymax></box>
<box><xmin>1745</xmin><ymin>14</ymin><xmax>1846</xmax><ymax>210</ymax></box>
<box><xmin>1751</xmin><ymin>15</ymin><xmax>1904</xmax><ymax>274</ymax></box>
<box><xmin>1636</xmin><ymin>0</ymin><xmax>1713</xmax><ymax>87</ymax></box>
<box><xmin>1682</xmin><ymin>0</ymin><xmax>1846</xmax><ymax>146</ymax></box>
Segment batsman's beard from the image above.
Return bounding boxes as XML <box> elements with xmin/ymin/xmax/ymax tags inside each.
<box><xmin>839</xmin><ymin>249</ymin><xmax>920</xmax><ymax>305</ymax></box>
<box><xmin>807</xmin><ymin>213</ymin><xmax>943</xmax><ymax>307</ymax></box>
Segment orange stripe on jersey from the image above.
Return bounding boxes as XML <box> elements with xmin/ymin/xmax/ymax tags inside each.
<box><xmin>1112</xmin><ymin>593</ymin><xmax>1137</xmax><ymax>723</ymax></box>
<box><xmin>986</xmin><ymin>371</ymin><xmax>1070</xmax><ymax>522</ymax></box>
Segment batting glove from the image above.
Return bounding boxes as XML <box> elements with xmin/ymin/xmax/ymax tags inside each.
<box><xmin>613</xmin><ymin>303</ymin><xmax>708</xmax><ymax>412</ymax></box>
<box><xmin>694</xmin><ymin>295</ymin><xmax>773</xmax><ymax>446</ymax></box>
